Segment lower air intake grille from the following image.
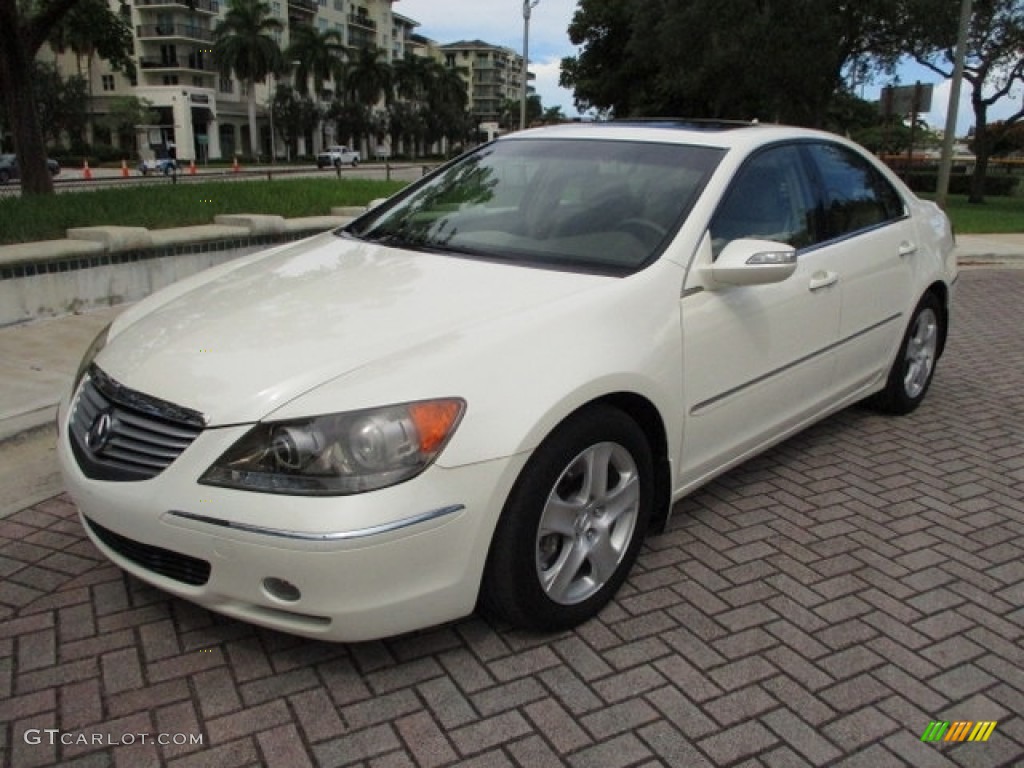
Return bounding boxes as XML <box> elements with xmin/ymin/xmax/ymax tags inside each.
<box><xmin>85</xmin><ymin>516</ymin><xmax>211</xmax><ymax>586</ymax></box>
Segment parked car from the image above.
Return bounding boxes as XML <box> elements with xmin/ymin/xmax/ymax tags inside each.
<box><xmin>316</xmin><ymin>145</ymin><xmax>360</xmax><ymax>168</ymax></box>
<box><xmin>138</xmin><ymin>157</ymin><xmax>178</xmax><ymax>175</ymax></box>
<box><xmin>58</xmin><ymin>121</ymin><xmax>956</xmax><ymax>642</ymax></box>
<box><xmin>0</xmin><ymin>153</ymin><xmax>60</xmax><ymax>183</ymax></box>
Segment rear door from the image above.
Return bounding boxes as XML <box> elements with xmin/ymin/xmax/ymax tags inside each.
<box><xmin>803</xmin><ymin>142</ymin><xmax>916</xmax><ymax>397</ymax></box>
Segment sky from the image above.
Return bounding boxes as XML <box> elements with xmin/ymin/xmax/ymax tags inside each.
<box><xmin>396</xmin><ymin>1</ymin><xmax>1021</xmax><ymax>136</ymax></box>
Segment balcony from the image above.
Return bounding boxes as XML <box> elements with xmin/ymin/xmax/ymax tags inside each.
<box><xmin>135</xmin><ymin>0</ymin><xmax>219</xmax><ymax>13</ymax></box>
<box><xmin>289</xmin><ymin>0</ymin><xmax>317</xmax><ymax>14</ymax></box>
<box><xmin>348</xmin><ymin>12</ymin><xmax>376</xmax><ymax>30</ymax></box>
<box><xmin>137</xmin><ymin>23</ymin><xmax>213</xmax><ymax>42</ymax></box>
<box><xmin>139</xmin><ymin>57</ymin><xmax>219</xmax><ymax>73</ymax></box>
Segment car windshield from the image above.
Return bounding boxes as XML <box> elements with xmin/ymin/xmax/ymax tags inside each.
<box><xmin>346</xmin><ymin>138</ymin><xmax>724</xmax><ymax>274</ymax></box>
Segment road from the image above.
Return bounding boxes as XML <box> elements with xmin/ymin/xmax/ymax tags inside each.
<box><xmin>0</xmin><ymin>161</ymin><xmax>435</xmax><ymax>196</ymax></box>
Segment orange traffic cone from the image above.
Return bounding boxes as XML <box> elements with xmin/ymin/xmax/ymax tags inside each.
<box><xmin>232</xmin><ymin>156</ymin><xmax>240</xmax><ymax>173</ymax></box>
<box><xmin>189</xmin><ymin>159</ymin><xmax>197</xmax><ymax>175</ymax></box>
<box><xmin>120</xmin><ymin>159</ymin><xmax>129</xmax><ymax>178</ymax></box>
<box><xmin>82</xmin><ymin>160</ymin><xmax>93</xmax><ymax>180</ymax></box>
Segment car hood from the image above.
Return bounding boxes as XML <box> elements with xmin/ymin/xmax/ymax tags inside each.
<box><xmin>97</xmin><ymin>232</ymin><xmax>611</xmax><ymax>425</ymax></box>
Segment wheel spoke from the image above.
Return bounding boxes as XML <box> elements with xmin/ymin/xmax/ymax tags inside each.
<box><xmin>587</xmin><ymin>533</ymin><xmax>622</xmax><ymax>584</ymax></box>
<box><xmin>541</xmin><ymin>539</ymin><xmax>588</xmax><ymax>602</ymax></box>
<box><xmin>602</xmin><ymin>473</ymin><xmax>639</xmax><ymax>525</ymax></box>
<box><xmin>581</xmin><ymin>443</ymin><xmax>612</xmax><ymax>502</ymax></box>
<box><xmin>540</xmin><ymin>497</ymin><xmax>583</xmax><ymax>537</ymax></box>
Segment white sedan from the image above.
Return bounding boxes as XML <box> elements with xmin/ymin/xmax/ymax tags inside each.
<box><xmin>58</xmin><ymin>121</ymin><xmax>956</xmax><ymax>642</ymax></box>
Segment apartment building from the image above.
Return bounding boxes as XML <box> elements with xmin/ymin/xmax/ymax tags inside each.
<box><xmin>439</xmin><ymin>40</ymin><xmax>531</xmax><ymax>127</ymax></box>
<box><xmin>45</xmin><ymin>1</ymin><xmax>531</xmax><ymax>162</ymax></box>
<box><xmin>55</xmin><ymin>0</ymin><xmax>417</xmax><ymax>162</ymax></box>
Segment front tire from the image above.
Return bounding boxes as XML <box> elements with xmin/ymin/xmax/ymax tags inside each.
<box><xmin>868</xmin><ymin>292</ymin><xmax>943</xmax><ymax>414</ymax></box>
<box><xmin>480</xmin><ymin>405</ymin><xmax>653</xmax><ymax>631</ymax></box>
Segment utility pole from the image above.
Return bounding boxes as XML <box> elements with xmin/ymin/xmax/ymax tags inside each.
<box><xmin>521</xmin><ymin>0</ymin><xmax>539</xmax><ymax>130</ymax></box>
<box><xmin>936</xmin><ymin>0</ymin><xmax>973</xmax><ymax>209</ymax></box>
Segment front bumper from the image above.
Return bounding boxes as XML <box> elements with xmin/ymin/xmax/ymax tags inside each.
<box><xmin>57</xmin><ymin>396</ymin><xmax>527</xmax><ymax>642</ymax></box>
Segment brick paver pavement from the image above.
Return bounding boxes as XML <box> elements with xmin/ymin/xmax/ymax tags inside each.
<box><xmin>1</xmin><ymin>269</ymin><xmax>1022</xmax><ymax>767</ymax></box>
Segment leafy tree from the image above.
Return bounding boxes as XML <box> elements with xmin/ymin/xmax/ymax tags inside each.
<box><xmin>271</xmin><ymin>83</ymin><xmax>319</xmax><ymax>159</ymax></box>
<box><xmin>498</xmin><ymin>95</ymin><xmax>541</xmax><ymax>131</ymax></box>
<box><xmin>0</xmin><ymin>0</ymin><xmax>134</xmax><ymax>194</ymax></box>
<box><xmin>99</xmin><ymin>95</ymin><xmax>159</xmax><ymax>155</ymax></box>
<box><xmin>895</xmin><ymin>0</ymin><xmax>1024</xmax><ymax>202</ymax></box>
<box><xmin>541</xmin><ymin>106</ymin><xmax>566</xmax><ymax>124</ymax></box>
<box><xmin>988</xmin><ymin>120</ymin><xmax>1024</xmax><ymax>156</ymax></box>
<box><xmin>561</xmin><ymin>0</ymin><xmax>901</xmax><ymax>125</ymax></box>
<box><xmin>326</xmin><ymin>99</ymin><xmax>371</xmax><ymax>148</ymax></box>
<box><xmin>31</xmin><ymin>62</ymin><xmax>88</xmax><ymax>146</ymax></box>
<box><xmin>48</xmin><ymin>0</ymin><xmax>135</xmax><ymax>144</ymax></box>
<box><xmin>213</xmin><ymin>0</ymin><xmax>284</xmax><ymax>159</ymax></box>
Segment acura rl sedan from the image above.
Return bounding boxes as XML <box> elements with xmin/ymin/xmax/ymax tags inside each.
<box><xmin>58</xmin><ymin>121</ymin><xmax>956</xmax><ymax>642</ymax></box>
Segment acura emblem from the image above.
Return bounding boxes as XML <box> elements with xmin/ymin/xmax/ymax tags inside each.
<box><xmin>85</xmin><ymin>411</ymin><xmax>114</xmax><ymax>454</ymax></box>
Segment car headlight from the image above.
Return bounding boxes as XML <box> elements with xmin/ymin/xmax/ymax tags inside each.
<box><xmin>198</xmin><ymin>399</ymin><xmax>465</xmax><ymax>495</ymax></box>
<box><xmin>73</xmin><ymin>323</ymin><xmax>111</xmax><ymax>392</ymax></box>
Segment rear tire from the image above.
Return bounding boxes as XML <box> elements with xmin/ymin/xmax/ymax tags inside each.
<box><xmin>868</xmin><ymin>292</ymin><xmax>943</xmax><ymax>414</ymax></box>
<box><xmin>480</xmin><ymin>405</ymin><xmax>653</xmax><ymax>631</ymax></box>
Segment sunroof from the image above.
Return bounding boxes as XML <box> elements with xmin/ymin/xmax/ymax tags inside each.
<box><xmin>609</xmin><ymin>118</ymin><xmax>756</xmax><ymax>131</ymax></box>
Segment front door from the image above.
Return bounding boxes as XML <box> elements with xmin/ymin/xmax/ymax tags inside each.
<box><xmin>677</xmin><ymin>144</ymin><xmax>843</xmax><ymax>490</ymax></box>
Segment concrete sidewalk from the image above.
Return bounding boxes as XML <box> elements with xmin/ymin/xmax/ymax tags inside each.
<box><xmin>2</xmin><ymin>232</ymin><xmax>1022</xmax><ymax>444</ymax></box>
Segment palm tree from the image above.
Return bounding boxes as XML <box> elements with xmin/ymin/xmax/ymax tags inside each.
<box><xmin>286</xmin><ymin>25</ymin><xmax>346</xmax><ymax>154</ymax></box>
<box><xmin>286</xmin><ymin>25</ymin><xmax>346</xmax><ymax>99</ymax></box>
<box><xmin>213</xmin><ymin>0</ymin><xmax>284</xmax><ymax>159</ymax></box>
<box><xmin>392</xmin><ymin>54</ymin><xmax>432</xmax><ymax>105</ymax></box>
<box><xmin>347</xmin><ymin>46</ymin><xmax>392</xmax><ymax>109</ymax></box>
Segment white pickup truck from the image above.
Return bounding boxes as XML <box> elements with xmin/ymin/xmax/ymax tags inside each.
<box><xmin>316</xmin><ymin>145</ymin><xmax>361</xmax><ymax>168</ymax></box>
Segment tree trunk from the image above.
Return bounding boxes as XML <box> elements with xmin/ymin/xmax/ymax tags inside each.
<box><xmin>247</xmin><ymin>80</ymin><xmax>259</xmax><ymax>159</ymax></box>
<box><xmin>969</xmin><ymin>100</ymin><xmax>990</xmax><ymax>205</ymax></box>
<box><xmin>0</xmin><ymin>0</ymin><xmax>54</xmax><ymax>195</ymax></box>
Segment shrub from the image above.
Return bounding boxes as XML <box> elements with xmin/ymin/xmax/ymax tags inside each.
<box><xmin>903</xmin><ymin>172</ymin><xmax>1019</xmax><ymax>197</ymax></box>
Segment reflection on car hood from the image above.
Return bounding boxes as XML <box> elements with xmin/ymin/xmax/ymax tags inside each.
<box><xmin>96</xmin><ymin>232</ymin><xmax>610</xmax><ymax>425</ymax></box>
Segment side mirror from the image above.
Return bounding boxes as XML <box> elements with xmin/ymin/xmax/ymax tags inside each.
<box><xmin>706</xmin><ymin>238</ymin><xmax>798</xmax><ymax>287</ymax></box>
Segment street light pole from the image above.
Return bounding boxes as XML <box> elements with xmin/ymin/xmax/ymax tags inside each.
<box><xmin>936</xmin><ymin>0</ymin><xmax>973</xmax><ymax>209</ymax></box>
<box><xmin>521</xmin><ymin>0</ymin><xmax>539</xmax><ymax>130</ymax></box>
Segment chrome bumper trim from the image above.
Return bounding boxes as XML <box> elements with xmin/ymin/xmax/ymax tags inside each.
<box><xmin>168</xmin><ymin>504</ymin><xmax>465</xmax><ymax>541</ymax></box>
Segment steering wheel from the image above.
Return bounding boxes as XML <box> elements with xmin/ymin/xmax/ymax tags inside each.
<box><xmin>616</xmin><ymin>217</ymin><xmax>668</xmax><ymax>247</ymax></box>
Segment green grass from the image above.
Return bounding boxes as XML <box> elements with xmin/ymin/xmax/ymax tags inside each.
<box><xmin>0</xmin><ymin>178</ymin><xmax>408</xmax><ymax>245</ymax></box>
<box><xmin>3</xmin><ymin>179</ymin><xmax>1023</xmax><ymax>246</ymax></box>
<box><xmin>932</xmin><ymin>194</ymin><xmax>1024</xmax><ymax>234</ymax></box>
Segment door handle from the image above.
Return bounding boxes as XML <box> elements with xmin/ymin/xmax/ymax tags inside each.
<box><xmin>898</xmin><ymin>241</ymin><xmax>918</xmax><ymax>257</ymax></box>
<box><xmin>809</xmin><ymin>271</ymin><xmax>839</xmax><ymax>291</ymax></box>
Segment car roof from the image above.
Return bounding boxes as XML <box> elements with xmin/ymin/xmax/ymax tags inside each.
<box><xmin>504</xmin><ymin>120</ymin><xmax>845</xmax><ymax>154</ymax></box>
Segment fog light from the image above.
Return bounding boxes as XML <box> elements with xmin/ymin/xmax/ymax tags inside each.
<box><xmin>263</xmin><ymin>577</ymin><xmax>301</xmax><ymax>602</ymax></box>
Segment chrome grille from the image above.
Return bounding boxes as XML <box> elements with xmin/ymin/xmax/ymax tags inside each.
<box><xmin>69</xmin><ymin>365</ymin><xmax>205</xmax><ymax>481</ymax></box>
